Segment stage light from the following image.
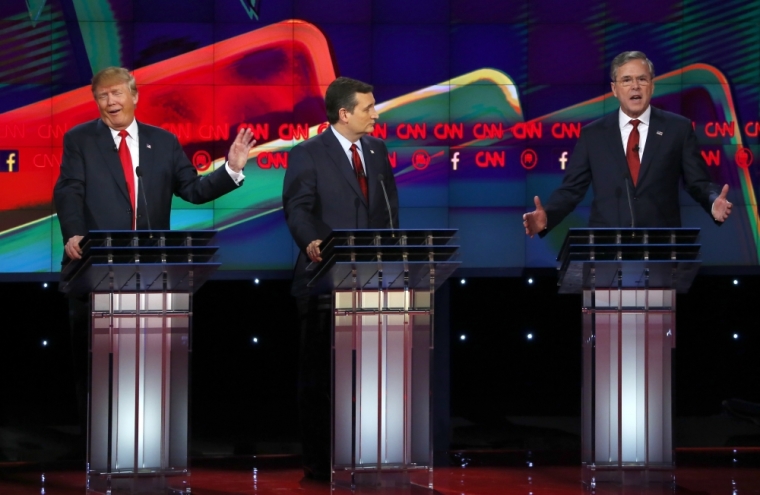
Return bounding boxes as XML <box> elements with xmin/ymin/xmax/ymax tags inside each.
<box><xmin>527</xmin><ymin>278</ymin><xmax>534</xmax><ymax>285</ymax></box>
<box><xmin>42</xmin><ymin>340</ymin><xmax>48</xmax><ymax>346</ymax></box>
<box><xmin>460</xmin><ymin>334</ymin><xmax>466</xmax><ymax>341</ymax></box>
<box><xmin>42</xmin><ymin>282</ymin><xmax>48</xmax><ymax>288</ymax></box>
<box><xmin>527</xmin><ymin>333</ymin><xmax>533</xmax><ymax>340</ymax></box>
<box><xmin>733</xmin><ymin>279</ymin><xmax>739</xmax><ymax>285</ymax></box>
<box><xmin>254</xmin><ymin>278</ymin><xmax>260</xmax><ymax>285</ymax></box>
<box><xmin>252</xmin><ymin>337</ymin><xmax>259</xmax><ymax>344</ymax></box>
<box><xmin>460</xmin><ymin>278</ymin><xmax>466</xmax><ymax>285</ymax></box>
<box><xmin>733</xmin><ymin>333</ymin><xmax>739</xmax><ymax>340</ymax></box>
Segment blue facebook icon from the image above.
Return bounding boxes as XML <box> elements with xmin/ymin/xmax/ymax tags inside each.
<box><xmin>0</xmin><ymin>150</ymin><xmax>19</xmax><ymax>172</ymax></box>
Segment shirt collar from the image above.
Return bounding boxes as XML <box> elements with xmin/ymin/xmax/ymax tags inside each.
<box><xmin>330</xmin><ymin>125</ymin><xmax>361</xmax><ymax>152</ymax></box>
<box><xmin>618</xmin><ymin>105</ymin><xmax>651</xmax><ymax>128</ymax></box>
<box><xmin>109</xmin><ymin>119</ymin><xmax>139</xmax><ymax>142</ymax></box>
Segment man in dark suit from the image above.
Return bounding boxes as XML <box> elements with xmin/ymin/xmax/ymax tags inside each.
<box><xmin>282</xmin><ymin>77</ymin><xmax>399</xmax><ymax>479</ymax></box>
<box><xmin>523</xmin><ymin>51</ymin><xmax>732</xmax><ymax>236</ymax></box>
<box><xmin>54</xmin><ymin>66</ymin><xmax>255</xmax><ymax>259</ymax></box>
<box><xmin>53</xmin><ymin>66</ymin><xmax>255</xmax><ymax>446</ymax></box>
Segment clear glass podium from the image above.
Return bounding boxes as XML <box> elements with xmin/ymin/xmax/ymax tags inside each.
<box><xmin>557</xmin><ymin>228</ymin><xmax>701</xmax><ymax>486</ymax></box>
<box><xmin>307</xmin><ymin>229</ymin><xmax>459</xmax><ymax>489</ymax></box>
<box><xmin>60</xmin><ymin>230</ymin><xmax>221</xmax><ymax>495</ymax></box>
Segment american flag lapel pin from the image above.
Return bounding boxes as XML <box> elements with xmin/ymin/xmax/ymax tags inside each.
<box><xmin>370</xmin><ymin>149</ymin><xmax>375</xmax><ymax>154</ymax></box>
<box><xmin>656</xmin><ymin>131</ymin><xmax>663</xmax><ymax>136</ymax></box>
<box><xmin>146</xmin><ymin>144</ymin><xmax>152</xmax><ymax>148</ymax></box>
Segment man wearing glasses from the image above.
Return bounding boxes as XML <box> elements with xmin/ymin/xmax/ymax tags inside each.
<box><xmin>523</xmin><ymin>51</ymin><xmax>732</xmax><ymax>237</ymax></box>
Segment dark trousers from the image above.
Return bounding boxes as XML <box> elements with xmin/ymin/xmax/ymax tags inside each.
<box><xmin>296</xmin><ymin>294</ymin><xmax>332</xmax><ymax>474</ymax></box>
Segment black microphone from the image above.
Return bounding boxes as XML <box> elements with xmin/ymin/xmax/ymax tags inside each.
<box><xmin>633</xmin><ymin>144</ymin><xmax>640</xmax><ymax>153</ymax></box>
<box><xmin>377</xmin><ymin>174</ymin><xmax>395</xmax><ymax>236</ymax></box>
<box><xmin>354</xmin><ymin>197</ymin><xmax>360</xmax><ymax>230</ymax></box>
<box><xmin>135</xmin><ymin>166</ymin><xmax>152</xmax><ymax>233</ymax></box>
<box><xmin>113</xmin><ymin>144</ymin><xmax>118</xmax><ymax>152</ymax></box>
<box><xmin>624</xmin><ymin>176</ymin><xmax>636</xmax><ymax>228</ymax></box>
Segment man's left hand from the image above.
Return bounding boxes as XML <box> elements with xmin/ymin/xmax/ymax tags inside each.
<box><xmin>712</xmin><ymin>184</ymin><xmax>732</xmax><ymax>222</ymax></box>
<box><xmin>227</xmin><ymin>128</ymin><xmax>256</xmax><ymax>172</ymax></box>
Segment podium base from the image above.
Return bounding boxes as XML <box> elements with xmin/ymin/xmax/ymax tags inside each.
<box><xmin>332</xmin><ymin>465</ymin><xmax>432</xmax><ymax>490</ymax></box>
<box><xmin>582</xmin><ymin>463</ymin><xmax>674</xmax><ymax>487</ymax></box>
<box><xmin>87</xmin><ymin>469</ymin><xmax>189</xmax><ymax>495</ymax></box>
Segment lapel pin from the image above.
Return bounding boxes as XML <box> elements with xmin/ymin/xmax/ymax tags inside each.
<box><xmin>370</xmin><ymin>149</ymin><xmax>375</xmax><ymax>154</ymax></box>
<box><xmin>656</xmin><ymin>131</ymin><xmax>663</xmax><ymax>136</ymax></box>
<box><xmin>146</xmin><ymin>144</ymin><xmax>152</xmax><ymax>148</ymax></box>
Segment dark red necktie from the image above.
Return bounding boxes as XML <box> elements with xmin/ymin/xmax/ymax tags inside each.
<box><xmin>626</xmin><ymin>119</ymin><xmax>641</xmax><ymax>185</ymax></box>
<box><xmin>118</xmin><ymin>129</ymin><xmax>136</xmax><ymax>228</ymax></box>
<box><xmin>350</xmin><ymin>143</ymin><xmax>368</xmax><ymax>200</ymax></box>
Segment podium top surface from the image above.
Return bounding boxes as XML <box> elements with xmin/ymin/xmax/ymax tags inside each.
<box><xmin>59</xmin><ymin>230</ymin><xmax>220</xmax><ymax>295</ymax></box>
<box><xmin>556</xmin><ymin>228</ymin><xmax>702</xmax><ymax>293</ymax></box>
<box><xmin>307</xmin><ymin>228</ymin><xmax>460</xmax><ymax>292</ymax></box>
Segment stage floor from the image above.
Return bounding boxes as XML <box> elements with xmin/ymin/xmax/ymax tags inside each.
<box><xmin>1</xmin><ymin>450</ymin><xmax>759</xmax><ymax>494</ymax></box>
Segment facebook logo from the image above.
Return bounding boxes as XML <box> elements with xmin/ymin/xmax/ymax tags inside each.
<box><xmin>0</xmin><ymin>150</ymin><xmax>18</xmax><ymax>172</ymax></box>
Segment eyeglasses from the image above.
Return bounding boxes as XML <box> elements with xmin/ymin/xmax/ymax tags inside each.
<box><xmin>615</xmin><ymin>76</ymin><xmax>652</xmax><ymax>87</ymax></box>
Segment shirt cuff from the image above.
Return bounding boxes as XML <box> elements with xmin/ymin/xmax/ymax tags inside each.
<box><xmin>225</xmin><ymin>161</ymin><xmax>245</xmax><ymax>185</ymax></box>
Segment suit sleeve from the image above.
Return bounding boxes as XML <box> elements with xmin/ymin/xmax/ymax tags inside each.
<box><xmin>169</xmin><ymin>133</ymin><xmax>239</xmax><ymax>204</ymax></box>
<box><xmin>543</xmin><ymin>129</ymin><xmax>593</xmax><ymax>234</ymax></box>
<box><xmin>53</xmin><ymin>132</ymin><xmax>88</xmax><ymax>243</ymax></box>
<box><xmin>282</xmin><ymin>144</ymin><xmax>332</xmax><ymax>250</ymax></box>
<box><xmin>680</xmin><ymin>124</ymin><xmax>721</xmax><ymax>220</ymax></box>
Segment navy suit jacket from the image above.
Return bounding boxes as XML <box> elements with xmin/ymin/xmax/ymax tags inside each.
<box><xmin>54</xmin><ymin>119</ymin><xmax>240</xmax><ymax>245</ymax></box>
<box><xmin>543</xmin><ymin>107</ymin><xmax>721</xmax><ymax>233</ymax></box>
<box><xmin>282</xmin><ymin>129</ymin><xmax>399</xmax><ymax>297</ymax></box>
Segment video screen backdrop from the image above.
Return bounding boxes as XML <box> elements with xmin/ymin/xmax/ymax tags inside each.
<box><xmin>0</xmin><ymin>0</ymin><xmax>758</xmax><ymax>276</ymax></box>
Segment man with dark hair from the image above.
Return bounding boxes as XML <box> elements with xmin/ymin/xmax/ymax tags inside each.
<box><xmin>523</xmin><ymin>51</ymin><xmax>732</xmax><ymax>236</ymax></box>
<box><xmin>283</xmin><ymin>76</ymin><xmax>399</xmax><ymax>480</ymax></box>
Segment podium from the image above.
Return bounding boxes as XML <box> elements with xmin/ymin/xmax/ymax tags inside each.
<box><xmin>60</xmin><ymin>230</ymin><xmax>221</xmax><ymax>495</ymax></box>
<box><xmin>557</xmin><ymin>228</ymin><xmax>701</xmax><ymax>485</ymax></box>
<box><xmin>307</xmin><ymin>229</ymin><xmax>459</xmax><ymax>489</ymax></box>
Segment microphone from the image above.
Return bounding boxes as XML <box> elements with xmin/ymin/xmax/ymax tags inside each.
<box><xmin>633</xmin><ymin>144</ymin><xmax>640</xmax><ymax>153</ymax></box>
<box><xmin>135</xmin><ymin>166</ymin><xmax>152</xmax><ymax>233</ymax></box>
<box><xmin>377</xmin><ymin>174</ymin><xmax>395</xmax><ymax>236</ymax></box>
<box><xmin>113</xmin><ymin>145</ymin><xmax>118</xmax><ymax>152</ymax></box>
<box><xmin>624</xmin><ymin>176</ymin><xmax>636</xmax><ymax>228</ymax></box>
<box><xmin>354</xmin><ymin>198</ymin><xmax>360</xmax><ymax>230</ymax></box>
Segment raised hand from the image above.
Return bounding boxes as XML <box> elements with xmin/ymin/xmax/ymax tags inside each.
<box><xmin>227</xmin><ymin>127</ymin><xmax>256</xmax><ymax>172</ymax></box>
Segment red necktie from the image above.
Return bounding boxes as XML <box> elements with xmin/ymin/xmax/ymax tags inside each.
<box><xmin>118</xmin><ymin>129</ymin><xmax>136</xmax><ymax>228</ymax></box>
<box><xmin>350</xmin><ymin>143</ymin><xmax>368</xmax><ymax>200</ymax></box>
<box><xmin>626</xmin><ymin>119</ymin><xmax>641</xmax><ymax>185</ymax></box>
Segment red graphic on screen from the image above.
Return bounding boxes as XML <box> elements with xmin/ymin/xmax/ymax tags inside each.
<box><xmin>521</xmin><ymin>149</ymin><xmax>538</xmax><ymax>170</ymax></box>
<box><xmin>412</xmin><ymin>150</ymin><xmax>431</xmax><ymax>170</ymax></box>
<box><xmin>735</xmin><ymin>147</ymin><xmax>753</xmax><ymax>169</ymax></box>
<box><xmin>193</xmin><ymin>151</ymin><xmax>212</xmax><ymax>171</ymax></box>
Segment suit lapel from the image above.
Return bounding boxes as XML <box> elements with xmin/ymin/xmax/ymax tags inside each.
<box><xmin>321</xmin><ymin>130</ymin><xmax>368</xmax><ymax>207</ymax></box>
<box><xmin>96</xmin><ymin>120</ymin><xmax>131</xmax><ymax>204</ymax></box>
<box><xmin>637</xmin><ymin>108</ymin><xmax>664</xmax><ymax>186</ymax></box>
<box><xmin>603</xmin><ymin>112</ymin><xmax>630</xmax><ymax>182</ymax></box>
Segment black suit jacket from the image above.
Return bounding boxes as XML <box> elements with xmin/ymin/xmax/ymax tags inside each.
<box><xmin>543</xmin><ymin>107</ymin><xmax>721</xmax><ymax>232</ymax></box>
<box><xmin>282</xmin><ymin>128</ymin><xmax>399</xmax><ymax>297</ymax></box>
<box><xmin>54</xmin><ymin>119</ymin><xmax>240</xmax><ymax>244</ymax></box>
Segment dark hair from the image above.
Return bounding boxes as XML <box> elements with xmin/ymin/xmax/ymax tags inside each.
<box><xmin>91</xmin><ymin>67</ymin><xmax>137</xmax><ymax>96</ymax></box>
<box><xmin>610</xmin><ymin>51</ymin><xmax>655</xmax><ymax>81</ymax></box>
<box><xmin>325</xmin><ymin>77</ymin><xmax>374</xmax><ymax>125</ymax></box>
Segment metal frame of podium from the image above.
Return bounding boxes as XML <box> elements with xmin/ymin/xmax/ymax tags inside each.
<box><xmin>60</xmin><ymin>230</ymin><xmax>220</xmax><ymax>495</ymax></box>
<box><xmin>557</xmin><ymin>228</ymin><xmax>701</xmax><ymax>486</ymax></box>
<box><xmin>307</xmin><ymin>229</ymin><xmax>459</xmax><ymax>489</ymax></box>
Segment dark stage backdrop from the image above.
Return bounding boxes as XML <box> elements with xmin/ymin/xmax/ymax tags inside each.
<box><xmin>0</xmin><ymin>0</ymin><xmax>759</xmax><ymax>276</ymax></box>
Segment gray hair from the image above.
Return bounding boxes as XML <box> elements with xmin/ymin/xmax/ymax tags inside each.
<box><xmin>610</xmin><ymin>51</ymin><xmax>655</xmax><ymax>81</ymax></box>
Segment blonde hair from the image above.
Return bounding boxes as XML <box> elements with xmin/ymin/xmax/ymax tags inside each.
<box><xmin>91</xmin><ymin>67</ymin><xmax>138</xmax><ymax>96</ymax></box>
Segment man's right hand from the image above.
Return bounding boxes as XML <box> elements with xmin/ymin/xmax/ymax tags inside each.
<box><xmin>306</xmin><ymin>239</ymin><xmax>323</xmax><ymax>263</ymax></box>
<box><xmin>522</xmin><ymin>196</ymin><xmax>547</xmax><ymax>238</ymax></box>
<box><xmin>64</xmin><ymin>235</ymin><xmax>84</xmax><ymax>260</ymax></box>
